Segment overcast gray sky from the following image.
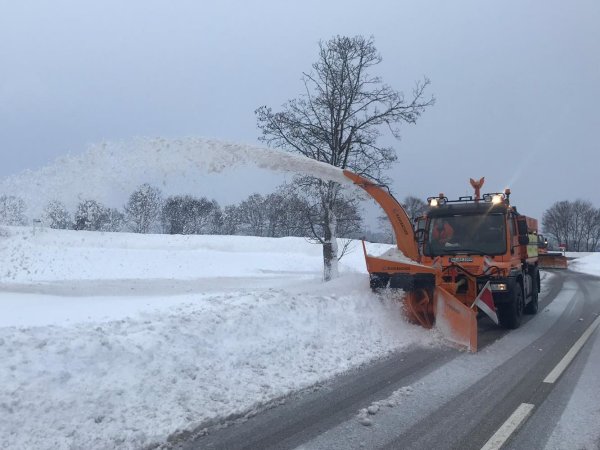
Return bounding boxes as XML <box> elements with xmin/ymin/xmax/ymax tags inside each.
<box><xmin>1</xmin><ymin>0</ymin><xmax>599</xmax><ymax>224</ymax></box>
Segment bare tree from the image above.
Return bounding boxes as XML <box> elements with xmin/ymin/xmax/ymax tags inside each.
<box><xmin>124</xmin><ymin>184</ymin><xmax>163</xmax><ymax>233</ymax></box>
<box><xmin>161</xmin><ymin>196</ymin><xmax>186</xmax><ymax>234</ymax></box>
<box><xmin>262</xmin><ymin>184</ymin><xmax>311</xmax><ymax>237</ymax></box>
<box><xmin>256</xmin><ymin>35</ymin><xmax>433</xmax><ymax>280</ymax></box>
<box><xmin>542</xmin><ymin>199</ymin><xmax>600</xmax><ymax>251</ymax></box>
<box><xmin>161</xmin><ymin>195</ymin><xmax>221</xmax><ymax>235</ymax></box>
<box><xmin>542</xmin><ymin>200</ymin><xmax>570</xmax><ymax>249</ymax></box>
<box><xmin>186</xmin><ymin>198</ymin><xmax>221</xmax><ymax>234</ymax></box>
<box><xmin>586</xmin><ymin>208</ymin><xmax>600</xmax><ymax>251</ymax></box>
<box><xmin>402</xmin><ymin>196</ymin><xmax>428</xmax><ymax>221</ymax></box>
<box><xmin>221</xmin><ymin>205</ymin><xmax>240</xmax><ymax>236</ymax></box>
<box><xmin>236</xmin><ymin>193</ymin><xmax>267</xmax><ymax>236</ymax></box>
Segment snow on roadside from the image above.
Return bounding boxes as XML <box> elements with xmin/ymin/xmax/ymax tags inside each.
<box><xmin>0</xmin><ymin>227</ymin><xmax>433</xmax><ymax>450</ymax></box>
<box><xmin>566</xmin><ymin>252</ymin><xmax>600</xmax><ymax>277</ymax></box>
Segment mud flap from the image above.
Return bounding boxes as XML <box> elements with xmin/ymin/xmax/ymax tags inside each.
<box><xmin>434</xmin><ymin>286</ymin><xmax>478</xmax><ymax>352</ymax></box>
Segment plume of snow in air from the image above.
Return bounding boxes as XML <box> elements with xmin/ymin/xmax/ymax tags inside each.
<box><xmin>0</xmin><ymin>137</ymin><xmax>351</xmax><ymax>217</ymax></box>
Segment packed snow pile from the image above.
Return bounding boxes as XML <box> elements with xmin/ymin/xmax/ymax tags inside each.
<box><xmin>0</xmin><ymin>227</ymin><xmax>434</xmax><ymax>450</ymax></box>
<box><xmin>0</xmin><ymin>138</ymin><xmax>352</xmax><ymax>218</ymax></box>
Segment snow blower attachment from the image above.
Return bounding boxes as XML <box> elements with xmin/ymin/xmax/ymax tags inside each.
<box><xmin>344</xmin><ymin>170</ymin><xmax>541</xmax><ymax>352</ymax></box>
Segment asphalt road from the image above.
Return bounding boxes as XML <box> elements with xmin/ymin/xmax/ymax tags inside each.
<box><xmin>174</xmin><ymin>270</ymin><xmax>600</xmax><ymax>450</ymax></box>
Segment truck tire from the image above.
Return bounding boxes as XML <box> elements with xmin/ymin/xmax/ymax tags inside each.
<box><xmin>498</xmin><ymin>282</ymin><xmax>524</xmax><ymax>329</ymax></box>
<box><xmin>524</xmin><ymin>271</ymin><xmax>539</xmax><ymax>315</ymax></box>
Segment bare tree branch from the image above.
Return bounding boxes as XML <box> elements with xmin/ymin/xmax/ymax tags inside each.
<box><xmin>256</xmin><ymin>35</ymin><xmax>434</xmax><ymax>279</ymax></box>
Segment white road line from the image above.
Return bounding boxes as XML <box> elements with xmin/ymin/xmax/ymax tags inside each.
<box><xmin>480</xmin><ymin>403</ymin><xmax>535</xmax><ymax>450</ymax></box>
<box><xmin>543</xmin><ymin>315</ymin><xmax>600</xmax><ymax>384</ymax></box>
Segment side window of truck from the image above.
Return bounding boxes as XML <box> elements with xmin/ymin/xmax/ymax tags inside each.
<box><xmin>509</xmin><ymin>214</ymin><xmax>517</xmax><ymax>252</ymax></box>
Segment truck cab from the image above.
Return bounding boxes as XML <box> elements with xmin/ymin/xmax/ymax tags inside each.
<box><xmin>417</xmin><ymin>192</ymin><xmax>540</xmax><ymax>329</ymax></box>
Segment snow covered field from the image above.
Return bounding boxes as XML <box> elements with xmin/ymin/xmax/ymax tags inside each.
<box><xmin>0</xmin><ymin>226</ymin><xmax>434</xmax><ymax>450</ymax></box>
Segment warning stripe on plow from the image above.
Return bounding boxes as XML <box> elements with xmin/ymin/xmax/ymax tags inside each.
<box><xmin>473</xmin><ymin>281</ymin><xmax>499</xmax><ymax>325</ymax></box>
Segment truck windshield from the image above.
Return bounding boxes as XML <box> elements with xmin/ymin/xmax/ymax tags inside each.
<box><xmin>425</xmin><ymin>213</ymin><xmax>506</xmax><ymax>256</ymax></box>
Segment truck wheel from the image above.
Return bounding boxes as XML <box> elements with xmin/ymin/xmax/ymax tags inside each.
<box><xmin>524</xmin><ymin>272</ymin><xmax>539</xmax><ymax>315</ymax></box>
<box><xmin>498</xmin><ymin>283</ymin><xmax>524</xmax><ymax>329</ymax></box>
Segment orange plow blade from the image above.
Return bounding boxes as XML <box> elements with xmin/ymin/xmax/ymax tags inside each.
<box><xmin>539</xmin><ymin>253</ymin><xmax>568</xmax><ymax>269</ymax></box>
<box><xmin>434</xmin><ymin>287</ymin><xmax>478</xmax><ymax>352</ymax></box>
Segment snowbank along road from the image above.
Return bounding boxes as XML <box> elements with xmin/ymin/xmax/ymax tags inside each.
<box><xmin>178</xmin><ymin>270</ymin><xmax>600</xmax><ymax>450</ymax></box>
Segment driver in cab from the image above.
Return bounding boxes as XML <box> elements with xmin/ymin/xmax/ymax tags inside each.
<box><xmin>432</xmin><ymin>220</ymin><xmax>454</xmax><ymax>245</ymax></box>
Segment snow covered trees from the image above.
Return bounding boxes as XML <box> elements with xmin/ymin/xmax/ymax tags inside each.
<box><xmin>256</xmin><ymin>35</ymin><xmax>433</xmax><ymax>280</ymax></box>
<box><xmin>43</xmin><ymin>201</ymin><xmax>72</xmax><ymax>229</ymax></box>
<box><xmin>161</xmin><ymin>195</ymin><xmax>222</xmax><ymax>235</ymax></box>
<box><xmin>73</xmin><ymin>200</ymin><xmax>122</xmax><ymax>232</ymax></box>
<box><xmin>0</xmin><ymin>195</ymin><xmax>27</xmax><ymax>226</ymax></box>
<box><xmin>124</xmin><ymin>184</ymin><xmax>163</xmax><ymax>233</ymax></box>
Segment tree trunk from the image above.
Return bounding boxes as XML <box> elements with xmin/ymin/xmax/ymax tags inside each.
<box><xmin>322</xmin><ymin>203</ymin><xmax>339</xmax><ymax>281</ymax></box>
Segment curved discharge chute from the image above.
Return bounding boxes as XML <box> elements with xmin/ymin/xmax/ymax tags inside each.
<box><xmin>343</xmin><ymin>170</ymin><xmax>478</xmax><ymax>352</ymax></box>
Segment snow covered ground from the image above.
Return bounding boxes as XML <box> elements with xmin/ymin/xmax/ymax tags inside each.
<box><xmin>0</xmin><ymin>226</ymin><xmax>435</xmax><ymax>450</ymax></box>
<box><xmin>567</xmin><ymin>252</ymin><xmax>600</xmax><ymax>277</ymax></box>
<box><xmin>2</xmin><ymin>225</ymin><xmax>598</xmax><ymax>450</ymax></box>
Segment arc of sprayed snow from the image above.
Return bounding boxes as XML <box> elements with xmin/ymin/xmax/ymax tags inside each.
<box><xmin>0</xmin><ymin>137</ymin><xmax>355</xmax><ymax>217</ymax></box>
<box><xmin>216</xmin><ymin>141</ymin><xmax>352</xmax><ymax>186</ymax></box>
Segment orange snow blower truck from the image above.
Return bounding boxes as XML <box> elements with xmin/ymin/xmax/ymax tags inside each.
<box><xmin>537</xmin><ymin>235</ymin><xmax>568</xmax><ymax>269</ymax></box>
<box><xmin>344</xmin><ymin>171</ymin><xmax>541</xmax><ymax>352</ymax></box>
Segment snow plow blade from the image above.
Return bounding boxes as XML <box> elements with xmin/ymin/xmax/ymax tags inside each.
<box><xmin>539</xmin><ymin>253</ymin><xmax>568</xmax><ymax>269</ymax></box>
<box><xmin>434</xmin><ymin>286</ymin><xmax>478</xmax><ymax>352</ymax></box>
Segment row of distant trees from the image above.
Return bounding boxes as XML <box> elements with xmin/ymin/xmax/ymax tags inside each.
<box><xmin>0</xmin><ymin>184</ymin><xmax>364</xmax><ymax>240</ymax></box>
<box><xmin>3</xmin><ymin>192</ymin><xmax>599</xmax><ymax>251</ymax></box>
<box><xmin>542</xmin><ymin>200</ymin><xmax>600</xmax><ymax>252</ymax></box>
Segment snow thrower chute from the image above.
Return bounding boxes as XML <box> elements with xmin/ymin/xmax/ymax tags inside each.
<box><xmin>345</xmin><ymin>170</ymin><xmax>478</xmax><ymax>351</ymax></box>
